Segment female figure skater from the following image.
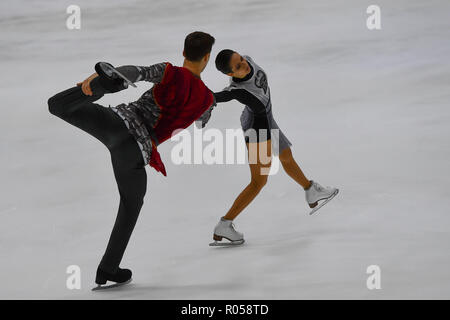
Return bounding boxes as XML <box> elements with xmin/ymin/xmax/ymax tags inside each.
<box><xmin>207</xmin><ymin>50</ymin><xmax>339</xmax><ymax>246</ymax></box>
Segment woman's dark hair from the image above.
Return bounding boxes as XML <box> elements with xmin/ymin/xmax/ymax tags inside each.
<box><xmin>215</xmin><ymin>49</ymin><xmax>235</xmax><ymax>74</ymax></box>
<box><xmin>184</xmin><ymin>31</ymin><xmax>215</xmax><ymax>62</ymax></box>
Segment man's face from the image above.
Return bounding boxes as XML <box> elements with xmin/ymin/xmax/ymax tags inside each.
<box><xmin>228</xmin><ymin>52</ymin><xmax>250</xmax><ymax>78</ymax></box>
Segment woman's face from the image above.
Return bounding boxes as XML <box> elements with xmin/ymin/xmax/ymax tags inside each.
<box><xmin>228</xmin><ymin>52</ymin><xmax>251</xmax><ymax>78</ymax></box>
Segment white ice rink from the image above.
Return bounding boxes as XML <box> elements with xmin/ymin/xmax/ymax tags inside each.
<box><xmin>1</xmin><ymin>0</ymin><xmax>449</xmax><ymax>299</ymax></box>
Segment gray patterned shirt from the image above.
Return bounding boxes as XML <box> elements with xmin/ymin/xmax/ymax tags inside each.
<box><xmin>108</xmin><ymin>63</ymin><xmax>167</xmax><ymax>165</ymax></box>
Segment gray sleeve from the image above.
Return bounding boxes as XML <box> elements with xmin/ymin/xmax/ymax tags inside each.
<box><xmin>115</xmin><ymin>63</ymin><xmax>167</xmax><ymax>84</ymax></box>
<box><xmin>136</xmin><ymin>63</ymin><xmax>167</xmax><ymax>83</ymax></box>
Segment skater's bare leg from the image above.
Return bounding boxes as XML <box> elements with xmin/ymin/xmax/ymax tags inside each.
<box><xmin>279</xmin><ymin>147</ymin><xmax>311</xmax><ymax>189</ymax></box>
<box><xmin>223</xmin><ymin>140</ymin><xmax>272</xmax><ymax>221</ymax></box>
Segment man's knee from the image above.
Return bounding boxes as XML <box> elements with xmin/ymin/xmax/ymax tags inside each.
<box><xmin>121</xmin><ymin>179</ymin><xmax>147</xmax><ymax>212</ymax></box>
<box><xmin>48</xmin><ymin>95</ymin><xmax>66</xmax><ymax>117</ymax></box>
<box><xmin>48</xmin><ymin>95</ymin><xmax>59</xmax><ymax>115</ymax></box>
<box><xmin>121</xmin><ymin>195</ymin><xmax>145</xmax><ymax>213</ymax></box>
<box><xmin>135</xmin><ymin>197</ymin><xmax>145</xmax><ymax>211</ymax></box>
<box><xmin>48</xmin><ymin>87</ymin><xmax>86</xmax><ymax>117</ymax></box>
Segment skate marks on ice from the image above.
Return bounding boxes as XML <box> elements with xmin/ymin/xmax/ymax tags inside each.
<box><xmin>95</xmin><ymin>281</ymin><xmax>250</xmax><ymax>300</ymax></box>
<box><xmin>92</xmin><ymin>279</ymin><xmax>133</xmax><ymax>292</ymax></box>
<box><xmin>309</xmin><ymin>189</ymin><xmax>339</xmax><ymax>215</ymax></box>
<box><xmin>209</xmin><ymin>239</ymin><xmax>245</xmax><ymax>247</ymax></box>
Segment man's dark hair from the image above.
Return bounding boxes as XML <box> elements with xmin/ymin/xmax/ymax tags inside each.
<box><xmin>215</xmin><ymin>49</ymin><xmax>235</xmax><ymax>74</ymax></box>
<box><xmin>184</xmin><ymin>31</ymin><xmax>215</xmax><ymax>62</ymax></box>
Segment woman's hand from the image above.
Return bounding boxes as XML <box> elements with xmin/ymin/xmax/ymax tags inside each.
<box><xmin>76</xmin><ymin>73</ymin><xmax>99</xmax><ymax>96</ymax></box>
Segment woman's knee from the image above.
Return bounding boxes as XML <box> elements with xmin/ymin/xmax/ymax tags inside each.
<box><xmin>250</xmin><ymin>175</ymin><xmax>268</xmax><ymax>190</ymax></box>
<box><xmin>279</xmin><ymin>147</ymin><xmax>293</xmax><ymax>164</ymax></box>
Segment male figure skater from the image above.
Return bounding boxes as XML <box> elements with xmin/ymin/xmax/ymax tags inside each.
<box><xmin>206</xmin><ymin>50</ymin><xmax>338</xmax><ymax>246</ymax></box>
<box><xmin>48</xmin><ymin>32</ymin><xmax>216</xmax><ymax>288</ymax></box>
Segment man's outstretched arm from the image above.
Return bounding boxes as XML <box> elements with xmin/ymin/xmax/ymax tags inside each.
<box><xmin>134</xmin><ymin>63</ymin><xmax>167</xmax><ymax>83</ymax></box>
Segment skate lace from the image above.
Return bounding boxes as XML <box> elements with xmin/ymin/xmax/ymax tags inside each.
<box><xmin>315</xmin><ymin>183</ymin><xmax>324</xmax><ymax>192</ymax></box>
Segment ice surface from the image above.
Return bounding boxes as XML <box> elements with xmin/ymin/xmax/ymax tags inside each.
<box><xmin>1</xmin><ymin>0</ymin><xmax>450</xmax><ymax>299</ymax></box>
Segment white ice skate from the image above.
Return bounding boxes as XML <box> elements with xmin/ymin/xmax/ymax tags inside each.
<box><xmin>305</xmin><ymin>180</ymin><xmax>339</xmax><ymax>215</ymax></box>
<box><xmin>209</xmin><ymin>217</ymin><xmax>245</xmax><ymax>247</ymax></box>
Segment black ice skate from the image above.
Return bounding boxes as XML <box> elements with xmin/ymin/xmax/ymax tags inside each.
<box><xmin>94</xmin><ymin>62</ymin><xmax>137</xmax><ymax>93</ymax></box>
<box><xmin>92</xmin><ymin>267</ymin><xmax>133</xmax><ymax>291</ymax></box>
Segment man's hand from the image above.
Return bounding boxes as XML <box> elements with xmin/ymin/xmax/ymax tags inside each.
<box><xmin>76</xmin><ymin>73</ymin><xmax>99</xmax><ymax>96</ymax></box>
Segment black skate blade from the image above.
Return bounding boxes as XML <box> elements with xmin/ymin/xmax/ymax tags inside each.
<box><xmin>309</xmin><ymin>189</ymin><xmax>339</xmax><ymax>215</ymax></box>
<box><xmin>100</xmin><ymin>63</ymin><xmax>137</xmax><ymax>88</ymax></box>
<box><xmin>209</xmin><ymin>239</ymin><xmax>245</xmax><ymax>247</ymax></box>
<box><xmin>111</xmin><ymin>69</ymin><xmax>137</xmax><ymax>88</ymax></box>
<box><xmin>92</xmin><ymin>278</ymin><xmax>132</xmax><ymax>291</ymax></box>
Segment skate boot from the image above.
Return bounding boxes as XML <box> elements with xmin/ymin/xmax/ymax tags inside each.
<box><xmin>94</xmin><ymin>62</ymin><xmax>136</xmax><ymax>93</ymax></box>
<box><xmin>209</xmin><ymin>217</ymin><xmax>245</xmax><ymax>247</ymax></box>
<box><xmin>92</xmin><ymin>267</ymin><xmax>132</xmax><ymax>291</ymax></box>
<box><xmin>305</xmin><ymin>180</ymin><xmax>339</xmax><ymax>215</ymax></box>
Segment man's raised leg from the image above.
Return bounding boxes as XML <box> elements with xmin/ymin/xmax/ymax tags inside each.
<box><xmin>47</xmin><ymin>80</ymin><xmax>125</xmax><ymax>149</ymax></box>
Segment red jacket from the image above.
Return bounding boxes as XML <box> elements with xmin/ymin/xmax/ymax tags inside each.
<box><xmin>149</xmin><ymin>63</ymin><xmax>214</xmax><ymax>176</ymax></box>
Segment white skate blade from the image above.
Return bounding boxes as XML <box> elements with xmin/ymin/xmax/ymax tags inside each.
<box><xmin>309</xmin><ymin>189</ymin><xmax>339</xmax><ymax>215</ymax></box>
<box><xmin>209</xmin><ymin>239</ymin><xmax>245</xmax><ymax>247</ymax></box>
<box><xmin>91</xmin><ymin>278</ymin><xmax>132</xmax><ymax>291</ymax></box>
<box><xmin>101</xmin><ymin>63</ymin><xmax>137</xmax><ymax>88</ymax></box>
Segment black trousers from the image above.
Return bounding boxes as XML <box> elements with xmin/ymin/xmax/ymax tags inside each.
<box><xmin>48</xmin><ymin>85</ymin><xmax>147</xmax><ymax>274</ymax></box>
